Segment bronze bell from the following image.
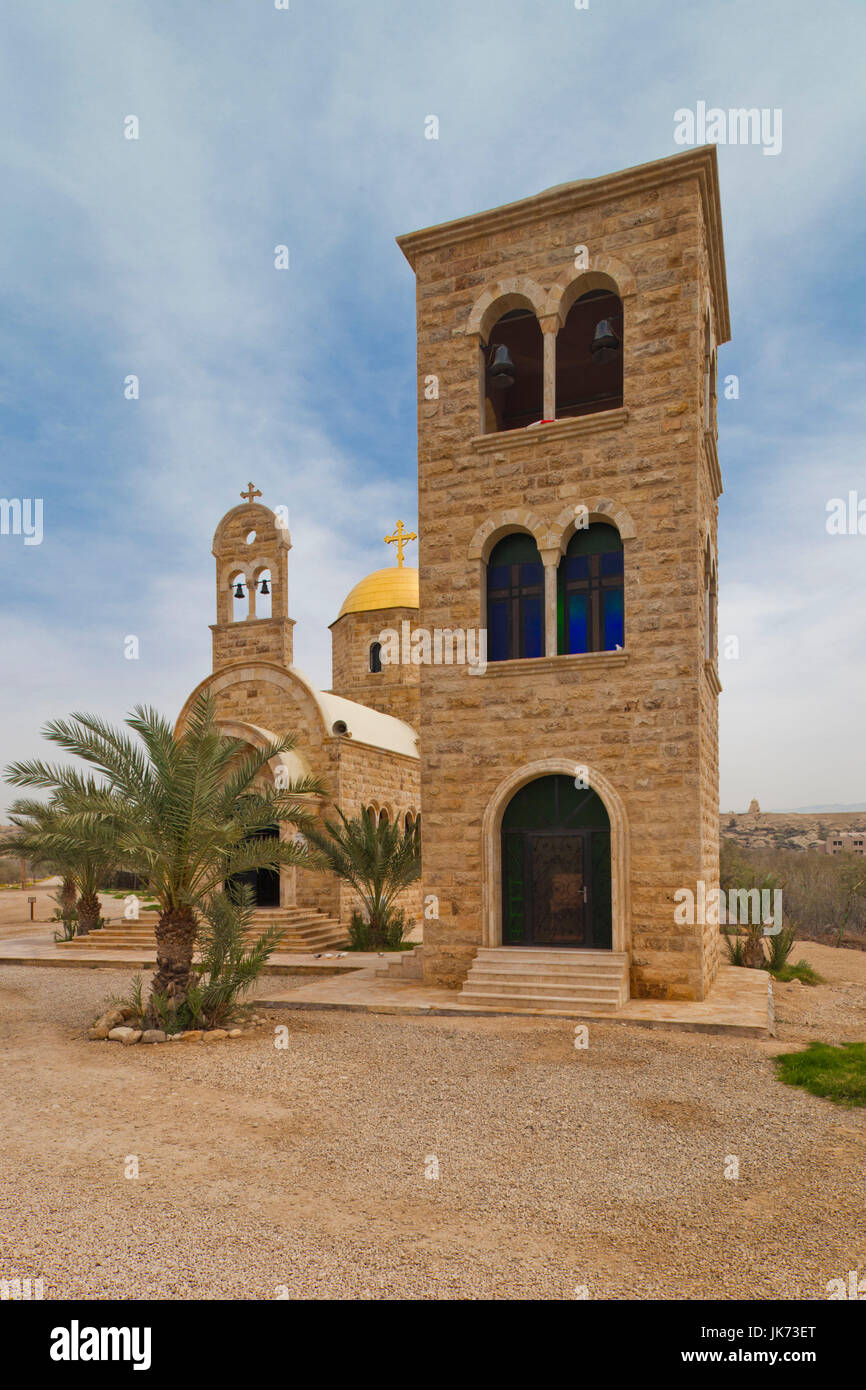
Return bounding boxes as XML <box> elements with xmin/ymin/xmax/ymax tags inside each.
<box><xmin>487</xmin><ymin>342</ymin><xmax>516</xmax><ymax>389</ymax></box>
<box><xmin>259</xmin><ymin>578</ymin><xmax>270</xmax><ymax>596</ymax></box>
<box><xmin>590</xmin><ymin>319</ymin><xmax>620</xmax><ymax>363</ymax></box>
<box><xmin>233</xmin><ymin>581</ymin><xmax>245</xmax><ymax>599</ymax></box>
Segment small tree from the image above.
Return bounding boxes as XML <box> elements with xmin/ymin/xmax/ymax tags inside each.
<box><xmin>4</xmin><ymin>693</ymin><xmax>325</xmax><ymax>1015</ymax></box>
<box><xmin>8</xmin><ymin>788</ymin><xmax>119</xmax><ymax>934</ymax></box>
<box><xmin>305</xmin><ymin>807</ymin><xmax>420</xmax><ymax>949</ymax></box>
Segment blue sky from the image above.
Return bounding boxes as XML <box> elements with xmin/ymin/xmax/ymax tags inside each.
<box><xmin>1</xmin><ymin>0</ymin><xmax>864</xmax><ymax>814</ymax></box>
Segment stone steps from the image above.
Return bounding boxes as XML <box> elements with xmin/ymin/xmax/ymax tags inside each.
<box><xmin>57</xmin><ymin>908</ymin><xmax>347</xmax><ymax>954</ymax></box>
<box><xmin>459</xmin><ymin>947</ymin><xmax>629</xmax><ymax>1013</ymax></box>
<box><xmin>374</xmin><ymin>944</ymin><xmax>424</xmax><ymax>980</ymax></box>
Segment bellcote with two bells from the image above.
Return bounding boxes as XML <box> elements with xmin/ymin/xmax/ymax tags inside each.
<box><xmin>211</xmin><ymin>482</ymin><xmax>294</xmax><ymax>672</ymax></box>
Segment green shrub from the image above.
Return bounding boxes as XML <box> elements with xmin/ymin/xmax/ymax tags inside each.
<box><xmin>774</xmin><ymin>1041</ymin><xmax>866</xmax><ymax>1107</ymax></box>
<box><xmin>136</xmin><ymin>885</ymin><xmax>284</xmax><ymax>1031</ymax></box>
<box><xmin>721</xmin><ymin>927</ymin><xmax>745</xmax><ymax>966</ymax></box>
<box><xmin>772</xmin><ymin>960</ymin><xmax>823</xmax><ymax>985</ymax></box>
<box><xmin>347</xmin><ymin>907</ymin><xmax>411</xmax><ymax>951</ymax></box>
<box><xmin>764</xmin><ymin>922</ymin><xmax>797</xmax><ymax>973</ymax></box>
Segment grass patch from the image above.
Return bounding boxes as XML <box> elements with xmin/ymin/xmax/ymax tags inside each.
<box><xmin>770</xmin><ymin>960</ymin><xmax>824</xmax><ymax>985</ymax></box>
<box><xmin>774</xmin><ymin>1041</ymin><xmax>866</xmax><ymax>1108</ymax></box>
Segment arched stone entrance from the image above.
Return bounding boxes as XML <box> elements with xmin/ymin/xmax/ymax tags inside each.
<box><xmin>481</xmin><ymin>758</ymin><xmax>630</xmax><ymax>954</ymax></box>
<box><xmin>500</xmin><ymin>776</ymin><xmax>611</xmax><ymax>948</ymax></box>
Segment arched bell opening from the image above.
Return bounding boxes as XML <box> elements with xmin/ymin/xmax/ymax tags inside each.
<box><xmin>482</xmin><ymin>308</ymin><xmax>544</xmax><ymax>433</ymax></box>
<box><xmin>230</xmin><ymin>572</ymin><xmax>250</xmax><ymax>622</ymax></box>
<box><xmin>253</xmin><ymin>567</ymin><xmax>272</xmax><ymax>620</ymax></box>
<box><xmin>555</xmin><ymin>288</ymin><xmax>623</xmax><ymax>419</ymax></box>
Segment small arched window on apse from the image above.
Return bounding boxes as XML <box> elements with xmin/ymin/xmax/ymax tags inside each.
<box><xmin>230</xmin><ymin>572</ymin><xmax>249</xmax><ymax>622</ymax></box>
<box><xmin>557</xmin><ymin>523</ymin><xmax>624</xmax><ymax>655</ymax></box>
<box><xmin>369</xmin><ymin>641</ymin><xmax>383</xmax><ymax>673</ymax></box>
<box><xmin>405</xmin><ymin>811</ymin><xmax>415</xmax><ymax>833</ymax></box>
<box><xmin>487</xmin><ymin>532</ymin><xmax>545</xmax><ymax>662</ymax></box>
<box><xmin>378</xmin><ymin>808</ymin><xmax>390</xmax><ymax>827</ymax></box>
<box><xmin>482</xmin><ymin>307</ymin><xmax>543</xmax><ymax>433</ymax></box>
<box><xmin>555</xmin><ymin>288</ymin><xmax>623</xmax><ymax>419</ymax></box>
<box><xmin>254</xmin><ymin>568</ymin><xmax>272</xmax><ymax>620</ymax></box>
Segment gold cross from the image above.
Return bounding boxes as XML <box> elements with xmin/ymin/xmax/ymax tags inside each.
<box><xmin>384</xmin><ymin>519</ymin><xmax>417</xmax><ymax>568</ymax></box>
<box><xmin>240</xmin><ymin>482</ymin><xmax>262</xmax><ymax>505</ymax></box>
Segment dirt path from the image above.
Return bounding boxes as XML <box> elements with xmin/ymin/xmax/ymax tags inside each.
<box><xmin>0</xmin><ymin>955</ymin><xmax>864</xmax><ymax>1300</ymax></box>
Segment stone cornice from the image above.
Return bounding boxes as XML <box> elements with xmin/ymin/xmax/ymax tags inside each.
<box><xmin>397</xmin><ymin>146</ymin><xmax>730</xmax><ymax>344</ymax></box>
<box><xmin>702</xmin><ymin>429</ymin><xmax>723</xmax><ymax>499</ymax></box>
<box><xmin>470</xmin><ymin>408</ymin><xmax>629</xmax><ymax>453</ymax></box>
<box><xmin>480</xmin><ymin>651</ymin><xmax>630</xmax><ymax>678</ymax></box>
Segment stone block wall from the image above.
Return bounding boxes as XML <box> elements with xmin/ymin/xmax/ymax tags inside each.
<box><xmin>399</xmin><ymin>149</ymin><xmax>729</xmax><ymax>998</ymax></box>
<box><xmin>329</xmin><ymin>606</ymin><xmax>420</xmax><ymax>727</ymax></box>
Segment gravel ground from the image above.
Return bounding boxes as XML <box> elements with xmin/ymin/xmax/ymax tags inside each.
<box><xmin>1</xmin><ymin>959</ymin><xmax>865</xmax><ymax>1301</ymax></box>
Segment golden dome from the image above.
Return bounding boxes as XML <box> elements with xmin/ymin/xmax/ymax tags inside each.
<box><xmin>337</xmin><ymin>566</ymin><xmax>419</xmax><ymax>619</ymax></box>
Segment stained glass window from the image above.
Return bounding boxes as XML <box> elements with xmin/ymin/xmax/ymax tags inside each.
<box><xmin>557</xmin><ymin>523</ymin><xmax>624</xmax><ymax>654</ymax></box>
<box><xmin>487</xmin><ymin>532</ymin><xmax>546</xmax><ymax>662</ymax></box>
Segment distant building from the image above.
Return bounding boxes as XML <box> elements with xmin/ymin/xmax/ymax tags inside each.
<box><xmin>825</xmin><ymin>833</ymin><xmax>866</xmax><ymax>856</ymax></box>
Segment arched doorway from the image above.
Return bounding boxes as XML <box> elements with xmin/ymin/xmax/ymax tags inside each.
<box><xmin>500</xmin><ymin>774</ymin><xmax>611</xmax><ymax>948</ymax></box>
<box><xmin>229</xmin><ymin>824</ymin><xmax>281</xmax><ymax>907</ymax></box>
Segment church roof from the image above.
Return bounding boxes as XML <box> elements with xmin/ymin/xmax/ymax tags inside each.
<box><xmin>314</xmin><ymin>686</ymin><xmax>418</xmax><ymax>759</ymax></box>
<box><xmin>336</xmin><ymin>566</ymin><xmax>419</xmax><ymax>620</ymax></box>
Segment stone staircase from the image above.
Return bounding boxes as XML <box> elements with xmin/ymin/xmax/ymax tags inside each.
<box><xmin>56</xmin><ymin>907</ymin><xmax>347</xmax><ymax>955</ymax></box>
<box><xmin>374</xmin><ymin>944</ymin><xmax>424</xmax><ymax>980</ymax></box>
<box><xmin>458</xmin><ymin>947</ymin><xmax>629</xmax><ymax>1013</ymax></box>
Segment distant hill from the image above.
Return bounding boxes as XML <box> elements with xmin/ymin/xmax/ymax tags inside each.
<box><xmin>790</xmin><ymin>804</ymin><xmax>866</xmax><ymax>814</ymax></box>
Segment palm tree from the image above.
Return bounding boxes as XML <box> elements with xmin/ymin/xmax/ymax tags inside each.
<box><xmin>304</xmin><ymin>807</ymin><xmax>420</xmax><ymax>948</ymax></box>
<box><xmin>4</xmin><ymin>693</ymin><xmax>325</xmax><ymax>1012</ymax></box>
<box><xmin>8</xmin><ymin>789</ymin><xmax>119</xmax><ymax>934</ymax></box>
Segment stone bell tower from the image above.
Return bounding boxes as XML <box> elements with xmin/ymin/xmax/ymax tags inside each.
<box><xmin>398</xmin><ymin>147</ymin><xmax>729</xmax><ymax>1003</ymax></box>
<box><xmin>210</xmin><ymin>482</ymin><xmax>294</xmax><ymax>672</ymax></box>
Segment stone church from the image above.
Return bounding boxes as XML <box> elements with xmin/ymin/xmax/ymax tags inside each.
<box><xmin>175</xmin><ymin>489</ymin><xmax>422</xmax><ymax>949</ymax></box>
<box><xmin>176</xmin><ymin>145</ymin><xmax>728</xmax><ymax>1007</ymax></box>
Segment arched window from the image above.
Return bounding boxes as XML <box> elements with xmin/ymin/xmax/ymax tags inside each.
<box><xmin>703</xmin><ymin>311</ymin><xmax>717</xmax><ymax>433</ymax></box>
<box><xmin>369</xmin><ymin>641</ymin><xmax>382</xmax><ymax>673</ymax></box>
<box><xmin>487</xmin><ymin>533</ymin><xmax>545</xmax><ymax>663</ymax></box>
<box><xmin>555</xmin><ymin>288</ymin><xmax>623</xmax><ymax>419</ymax></box>
<box><xmin>483</xmin><ymin>309</ymin><xmax>543</xmax><ymax>433</ymax></box>
<box><xmin>557</xmin><ymin>523</ymin><xmax>624</xmax><ymax>654</ymax></box>
<box><xmin>704</xmin><ymin>548</ymin><xmax>717</xmax><ymax>661</ymax></box>
<box><xmin>378</xmin><ymin>808</ymin><xmax>390</xmax><ymax>826</ymax></box>
<box><xmin>405</xmin><ymin>811</ymin><xmax>415</xmax><ymax>832</ymax></box>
